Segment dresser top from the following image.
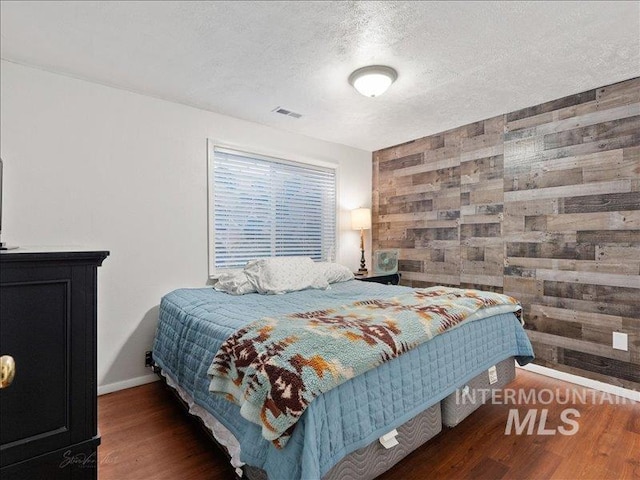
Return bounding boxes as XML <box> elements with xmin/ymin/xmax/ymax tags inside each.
<box><xmin>0</xmin><ymin>246</ymin><xmax>109</xmax><ymax>264</ymax></box>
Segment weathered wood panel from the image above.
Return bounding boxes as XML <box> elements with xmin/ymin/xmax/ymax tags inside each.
<box><xmin>502</xmin><ymin>77</ymin><xmax>640</xmax><ymax>390</ymax></box>
<box><xmin>372</xmin><ymin>77</ymin><xmax>640</xmax><ymax>390</ymax></box>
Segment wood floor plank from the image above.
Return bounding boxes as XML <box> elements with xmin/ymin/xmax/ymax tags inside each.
<box><xmin>466</xmin><ymin>457</ymin><xmax>509</xmax><ymax>480</ymax></box>
<box><xmin>98</xmin><ymin>370</ymin><xmax>639</xmax><ymax>480</ymax></box>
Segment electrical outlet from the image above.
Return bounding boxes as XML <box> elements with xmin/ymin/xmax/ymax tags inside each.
<box><xmin>612</xmin><ymin>332</ymin><xmax>628</xmax><ymax>351</ymax></box>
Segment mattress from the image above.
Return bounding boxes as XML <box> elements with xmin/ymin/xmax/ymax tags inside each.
<box><xmin>152</xmin><ymin>280</ymin><xmax>534</xmax><ymax>480</ymax></box>
<box><xmin>442</xmin><ymin>356</ymin><xmax>516</xmax><ymax>427</ymax></box>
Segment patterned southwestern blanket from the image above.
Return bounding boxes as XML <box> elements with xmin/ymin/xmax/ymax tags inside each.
<box><xmin>208</xmin><ymin>287</ymin><xmax>521</xmax><ymax>447</ymax></box>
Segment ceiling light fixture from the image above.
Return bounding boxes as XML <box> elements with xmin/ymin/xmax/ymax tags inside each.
<box><xmin>348</xmin><ymin>65</ymin><xmax>398</xmax><ymax>98</ymax></box>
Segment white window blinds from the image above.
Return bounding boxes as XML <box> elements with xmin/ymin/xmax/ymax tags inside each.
<box><xmin>210</xmin><ymin>147</ymin><xmax>337</xmax><ymax>270</ymax></box>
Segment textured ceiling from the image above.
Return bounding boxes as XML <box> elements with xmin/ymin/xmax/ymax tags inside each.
<box><xmin>1</xmin><ymin>1</ymin><xmax>639</xmax><ymax>151</ymax></box>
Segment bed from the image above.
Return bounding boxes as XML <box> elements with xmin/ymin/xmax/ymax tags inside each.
<box><xmin>151</xmin><ymin>279</ymin><xmax>534</xmax><ymax>480</ymax></box>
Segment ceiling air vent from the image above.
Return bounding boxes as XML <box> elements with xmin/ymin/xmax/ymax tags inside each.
<box><xmin>272</xmin><ymin>107</ymin><xmax>302</xmax><ymax>119</ymax></box>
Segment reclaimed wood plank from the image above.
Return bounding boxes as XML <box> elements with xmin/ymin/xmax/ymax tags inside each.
<box><xmin>535</xmin><ymin>268</ymin><xmax>640</xmax><ymax>289</ymax></box>
<box><xmin>461</xmin><ymin>236</ymin><xmax>504</xmax><ymax>247</ymax></box>
<box><xmin>505</xmin><ymin>103</ymin><xmax>640</xmax><ymax>137</ymax></box>
<box><xmin>459</xmin><ymin>273</ymin><xmax>503</xmax><ymax>287</ymax></box>
<box><xmin>526</xmin><ymin>148</ymin><xmax>624</xmax><ymax>174</ymax></box>
<box><xmin>378</xmin><ymin>153</ymin><xmax>423</xmax><ymax>172</ymax></box>
<box><xmin>561</xmin><ymin>348</ymin><xmax>639</xmax><ymax>383</ymax></box>
<box><xmin>596</xmin><ymin>77</ymin><xmax>640</xmax><ymax>101</ymax></box>
<box><xmin>461</xmin><ymin>204</ymin><xmax>504</xmax><ymax>216</ymax></box>
<box><xmin>398</xmin><ymin>259</ymin><xmax>423</xmax><ymax>273</ymax></box>
<box><xmin>377</xmin><ymin>211</ymin><xmax>438</xmax><ymax>223</ymax></box>
<box><xmin>560</xmin><ymin>192</ymin><xmax>640</xmax><ymax>214</ymax></box>
<box><xmin>538</xmin><ymin>294</ymin><xmax>640</xmax><ymax>319</ymax></box>
<box><xmin>529</xmin><ymin>304</ymin><xmax>635</xmax><ymax>329</ymax></box>
<box><xmin>503</xmin><ymin>276</ymin><xmax>543</xmax><ymax>296</ymax></box>
<box><xmin>506</xmin><ymin>241</ymin><xmax>594</xmax><ymax>259</ymax></box>
<box><xmin>543</xmin><ymin>281</ymin><xmax>639</xmax><ymax>306</ymax></box>
<box><xmin>596</xmin><ymin>245</ymin><xmax>640</xmax><ymax>261</ymax></box>
<box><xmin>542</xmin><ymin>116</ymin><xmax>639</xmax><ymax>150</ymax></box>
<box><xmin>545</xmin><ymin>210</ymin><xmax>640</xmax><ymax>231</ymax></box>
<box><xmin>460</xmin><ymin>223</ymin><xmax>501</xmax><ymax>239</ymax></box>
<box><xmin>393</xmin><ymin>183</ymin><xmax>443</xmax><ymax>196</ymax></box>
<box><xmin>506</xmin><ymin>256</ymin><xmax>640</xmax><ymax>275</ymax></box>
<box><xmin>469</xmin><ymin>188</ymin><xmax>503</xmax><ymax>205</ymax></box>
<box><xmin>504</xmin><ymin>179</ymin><xmax>632</xmax><ymax>202</ymax></box>
<box><xmin>411</xmin><ymin>166</ymin><xmax>460</xmax><ymax>187</ymax></box>
<box><xmin>503</xmin><ymin>198</ymin><xmax>558</xmax><ymax>216</ymax></box>
<box><xmin>461</xmin><ymin>258</ymin><xmax>503</xmax><ymax>275</ymax></box>
<box><xmin>459</xmin><ymin>144</ymin><xmax>504</xmax><ymax>163</ymax></box>
<box><xmin>504</xmin><ymin>167</ymin><xmax>584</xmax><ymax>192</ymax></box>
<box><xmin>401</xmin><ymin>271</ymin><xmax>460</xmax><ymax>286</ymax></box>
<box><xmin>433</xmin><ymin>191</ymin><xmax>461</xmax><ymax>211</ymax></box>
<box><xmin>581</xmin><ymin>324</ymin><xmax>640</xmax><ymax>349</ymax></box>
<box><xmin>460</xmin><ymin>214</ymin><xmax>503</xmax><ymax>225</ymax></box>
<box><xmin>461</xmin><ymin>178</ymin><xmax>503</xmax><ymax>193</ymax></box>
<box><xmin>506</xmin><ymin>89</ymin><xmax>597</xmax><ymax>122</ymax></box>
<box><xmin>527</xmin><ymin>314</ymin><xmax>583</xmax><ymax>339</ymax></box>
<box><xmin>576</xmin><ymin>229</ymin><xmax>640</xmax><ymax>244</ymax></box>
<box><xmin>375</xmin><ymin>135</ymin><xmax>444</xmax><ymax>162</ymax></box>
<box><xmin>391</xmin><ymin>154</ymin><xmax>460</xmax><ymax>177</ymax></box>
<box><xmin>379</xmin><ymin>199</ymin><xmax>434</xmax><ymax>215</ymax></box>
<box><xmin>505</xmin><ymin>132</ymin><xmax>640</xmax><ymax>169</ymax></box>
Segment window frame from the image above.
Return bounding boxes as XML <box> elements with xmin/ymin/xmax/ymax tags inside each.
<box><xmin>207</xmin><ymin>139</ymin><xmax>340</xmax><ymax>278</ymax></box>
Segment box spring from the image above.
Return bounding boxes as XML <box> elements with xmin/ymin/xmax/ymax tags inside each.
<box><xmin>244</xmin><ymin>402</ymin><xmax>442</xmax><ymax>480</ymax></box>
<box><xmin>441</xmin><ymin>357</ymin><xmax>515</xmax><ymax>427</ymax></box>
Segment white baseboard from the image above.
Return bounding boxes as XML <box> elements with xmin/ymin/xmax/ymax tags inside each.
<box><xmin>517</xmin><ymin>363</ymin><xmax>640</xmax><ymax>402</ymax></box>
<box><xmin>98</xmin><ymin>373</ymin><xmax>159</xmax><ymax>396</ymax></box>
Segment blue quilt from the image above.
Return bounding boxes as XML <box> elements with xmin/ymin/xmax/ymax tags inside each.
<box><xmin>153</xmin><ymin>280</ymin><xmax>534</xmax><ymax>480</ymax></box>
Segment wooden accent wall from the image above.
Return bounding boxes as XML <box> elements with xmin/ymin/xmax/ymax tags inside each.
<box><xmin>372</xmin><ymin>77</ymin><xmax>640</xmax><ymax>390</ymax></box>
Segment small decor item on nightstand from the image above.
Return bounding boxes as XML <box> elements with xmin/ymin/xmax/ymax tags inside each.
<box><xmin>373</xmin><ymin>249</ymin><xmax>399</xmax><ymax>275</ymax></box>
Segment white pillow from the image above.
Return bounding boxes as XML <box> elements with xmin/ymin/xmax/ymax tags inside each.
<box><xmin>315</xmin><ymin>262</ymin><xmax>354</xmax><ymax>284</ymax></box>
<box><xmin>244</xmin><ymin>257</ymin><xmax>329</xmax><ymax>294</ymax></box>
<box><xmin>214</xmin><ymin>270</ymin><xmax>257</xmax><ymax>295</ymax></box>
<box><xmin>210</xmin><ymin>269</ymin><xmax>242</xmax><ymax>281</ymax></box>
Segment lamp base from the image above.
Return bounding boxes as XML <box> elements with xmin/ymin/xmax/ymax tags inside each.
<box><xmin>357</xmin><ymin>268</ymin><xmax>368</xmax><ymax>275</ymax></box>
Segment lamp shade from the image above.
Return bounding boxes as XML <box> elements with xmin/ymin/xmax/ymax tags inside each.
<box><xmin>351</xmin><ymin>208</ymin><xmax>372</xmax><ymax>230</ymax></box>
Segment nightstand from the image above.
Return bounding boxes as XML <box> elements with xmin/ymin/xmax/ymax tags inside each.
<box><xmin>355</xmin><ymin>272</ymin><xmax>401</xmax><ymax>285</ymax></box>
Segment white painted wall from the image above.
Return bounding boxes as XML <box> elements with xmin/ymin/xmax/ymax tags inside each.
<box><xmin>0</xmin><ymin>60</ymin><xmax>372</xmax><ymax>393</ymax></box>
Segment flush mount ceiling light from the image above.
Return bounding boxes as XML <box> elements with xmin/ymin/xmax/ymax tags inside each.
<box><xmin>348</xmin><ymin>65</ymin><xmax>398</xmax><ymax>97</ymax></box>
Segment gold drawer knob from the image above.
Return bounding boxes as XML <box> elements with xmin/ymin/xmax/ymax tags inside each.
<box><xmin>0</xmin><ymin>355</ymin><xmax>16</xmax><ymax>389</ymax></box>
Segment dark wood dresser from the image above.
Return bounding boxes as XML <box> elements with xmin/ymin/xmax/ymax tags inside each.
<box><xmin>0</xmin><ymin>249</ymin><xmax>109</xmax><ymax>479</ymax></box>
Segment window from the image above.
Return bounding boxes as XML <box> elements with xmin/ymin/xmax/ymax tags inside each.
<box><xmin>209</xmin><ymin>145</ymin><xmax>337</xmax><ymax>273</ymax></box>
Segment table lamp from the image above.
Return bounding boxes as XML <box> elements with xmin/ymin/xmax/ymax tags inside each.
<box><xmin>351</xmin><ymin>207</ymin><xmax>371</xmax><ymax>275</ymax></box>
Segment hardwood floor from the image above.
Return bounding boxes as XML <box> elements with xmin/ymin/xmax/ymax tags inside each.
<box><xmin>98</xmin><ymin>370</ymin><xmax>640</xmax><ymax>479</ymax></box>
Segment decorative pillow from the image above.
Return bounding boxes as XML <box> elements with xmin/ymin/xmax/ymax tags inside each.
<box><xmin>214</xmin><ymin>270</ymin><xmax>257</xmax><ymax>295</ymax></box>
<box><xmin>315</xmin><ymin>262</ymin><xmax>354</xmax><ymax>284</ymax></box>
<box><xmin>244</xmin><ymin>257</ymin><xmax>329</xmax><ymax>295</ymax></box>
